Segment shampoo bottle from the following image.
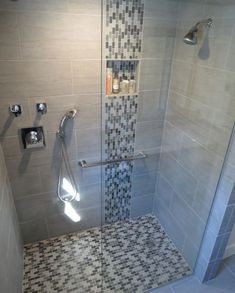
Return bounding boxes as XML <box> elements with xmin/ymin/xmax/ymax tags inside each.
<box><xmin>112</xmin><ymin>71</ymin><xmax>120</xmax><ymax>94</ymax></box>
<box><xmin>106</xmin><ymin>67</ymin><xmax>113</xmax><ymax>95</ymax></box>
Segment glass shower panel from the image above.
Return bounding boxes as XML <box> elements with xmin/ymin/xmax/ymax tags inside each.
<box><xmin>101</xmin><ymin>0</ymin><xmax>235</xmax><ymax>291</ymax></box>
<box><xmin>156</xmin><ymin>0</ymin><xmax>235</xmax><ymax>271</ymax></box>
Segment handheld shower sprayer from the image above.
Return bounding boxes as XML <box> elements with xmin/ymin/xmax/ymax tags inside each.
<box><xmin>183</xmin><ymin>18</ymin><xmax>213</xmax><ymax>45</ymax></box>
<box><xmin>57</xmin><ymin>109</ymin><xmax>78</xmax><ymax>204</ymax></box>
<box><xmin>57</xmin><ymin>109</ymin><xmax>77</xmax><ymax>139</ymax></box>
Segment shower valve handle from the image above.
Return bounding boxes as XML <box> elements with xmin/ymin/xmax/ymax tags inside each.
<box><xmin>36</xmin><ymin>103</ymin><xmax>47</xmax><ymax>115</ymax></box>
<box><xmin>9</xmin><ymin>104</ymin><xmax>22</xmax><ymax>117</ymax></box>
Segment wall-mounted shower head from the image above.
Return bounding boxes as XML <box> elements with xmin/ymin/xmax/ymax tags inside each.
<box><xmin>58</xmin><ymin>109</ymin><xmax>78</xmax><ymax>138</ymax></box>
<box><xmin>183</xmin><ymin>30</ymin><xmax>198</xmax><ymax>45</ymax></box>
<box><xmin>183</xmin><ymin>18</ymin><xmax>213</xmax><ymax>45</ymax></box>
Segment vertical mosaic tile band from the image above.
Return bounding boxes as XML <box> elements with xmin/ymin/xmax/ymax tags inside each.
<box><xmin>104</xmin><ymin>0</ymin><xmax>144</xmax><ymax>223</ymax></box>
<box><xmin>105</xmin><ymin>0</ymin><xmax>144</xmax><ymax>59</ymax></box>
<box><xmin>107</xmin><ymin>60</ymin><xmax>138</xmax><ymax>81</ymax></box>
<box><xmin>104</xmin><ymin>95</ymin><xmax>138</xmax><ymax>223</ymax></box>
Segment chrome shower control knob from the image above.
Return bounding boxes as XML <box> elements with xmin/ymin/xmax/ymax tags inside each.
<box><xmin>26</xmin><ymin>131</ymin><xmax>39</xmax><ymax>144</ymax></box>
<box><xmin>36</xmin><ymin>103</ymin><xmax>47</xmax><ymax>115</ymax></box>
<box><xmin>9</xmin><ymin>104</ymin><xmax>22</xmax><ymax>117</ymax></box>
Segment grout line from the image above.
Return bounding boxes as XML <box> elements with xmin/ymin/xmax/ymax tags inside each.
<box><xmin>224</xmin><ymin>17</ymin><xmax>235</xmax><ymax>70</ymax></box>
<box><xmin>172</xmin><ymin>57</ymin><xmax>235</xmax><ymax>75</ymax></box>
<box><xmin>0</xmin><ymin>8</ymin><xmax>101</xmax><ymax>17</ymax></box>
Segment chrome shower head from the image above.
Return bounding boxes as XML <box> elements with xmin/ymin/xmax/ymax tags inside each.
<box><xmin>183</xmin><ymin>18</ymin><xmax>213</xmax><ymax>46</ymax></box>
<box><xmin>58</xmin><ymin>109</ymin><xmax>78</xmax><ymax>138</ymax></box>
<box><xmin>183</xmin><ymin>29</ymin><xmax>198</xmax><ymax>45</ymax></box>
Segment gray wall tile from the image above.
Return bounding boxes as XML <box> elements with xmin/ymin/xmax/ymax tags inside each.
<box><xmin>0</xmin><ymin>61</ymin><xmax>72</xmax><ymax>98</ymax></box>
<box><xmin>131</xmin><ymin>193</ymin><xmax>154</xmax><ymax>218</ymax></box>
<box><xmin>0</xmin><ymin>145</ymin><xmax>22</xmax><ymax>292</ymax></box>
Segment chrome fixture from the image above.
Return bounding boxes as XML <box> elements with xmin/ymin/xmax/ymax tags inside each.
<box><xmin>79</xmin><ymin>151</ymin><xmax>147</xmax><ymax>168</ymax></box>
<box><xmin>183</xmin><ymin>18</ymin><xmax>213</xmax><ymax>45</ymax></box>
<box><xmin>9</xmin><ymin>104</ymin><xmax>22</xmax><ymax>117</ymax></box>
<box><xmin>57</xmin><ymin>109</ymin><xmax>78</xmax><ymax>203</ymax></box>
<box><xmin>36</xmin><ymin>103</ymin><xmax>47</xmax><ymax>115</ymax></box>
<box><xmin>57</xmin><ymin>109</ymin><xmax>77</xmax><ymax>139</ymax></box>
<box><xmin>26</xmin><ymin>131</ymin><xmax>39</xmax><ymax>145</ymax></box>
<box><xmin>21</xmin><ymin>127</ymin><xmax>45</xmax><ymax>149</ymax></box>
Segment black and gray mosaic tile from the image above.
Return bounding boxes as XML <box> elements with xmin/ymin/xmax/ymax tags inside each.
<box><xmin>104</xmin><ymin>94</ymin><xmax>138</xmax><ymax>223</ymax></box>
<box><xmin>106</xmin><ymin>60</ymin><xmax>138</xmax><ymax>81</ymax></box>
<box><xmin>105</xmin><ymin>0</ymin><xmax>144</xmax><ymax>59</ymax></box>
<box><xmin>23</xmin><ymin>215</ymin><xmax>191</xmax><ymax>293</ymax></box>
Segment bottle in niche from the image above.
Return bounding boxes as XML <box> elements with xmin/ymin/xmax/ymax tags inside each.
<box><xmin>122</xmin><ymin>76</ymin><xmax>129</xmax><ymax>94</ymax></box>
<box><xmin>129</xmin><ymin>76</ymin><xmax>136</xmax><ymax>94</ymax></box>
<box><xmin>106</xmin><ymin>66</ymin><xmax>113</xmax><ymax>95</ymax></box>
<box><xmin>112</xmin><ymin>71</ymin><xmax>120</xmax><ymax>94</ymax></box>
<box><xmin>120</xmin><ymin>77</ymin><xmax>124</xmax><ymax>94</ymax></box>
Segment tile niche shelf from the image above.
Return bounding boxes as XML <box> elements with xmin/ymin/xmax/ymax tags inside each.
<box><xmin>105</xmin><ymin>60</ymin><xmax>140</xmax><ymax>96</ymax></box>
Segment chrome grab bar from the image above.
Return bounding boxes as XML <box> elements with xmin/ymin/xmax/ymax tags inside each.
<box><xmin>78</xmin><ymin>151</ymin><xmax>147</xmax><ymax>168</ymax></box>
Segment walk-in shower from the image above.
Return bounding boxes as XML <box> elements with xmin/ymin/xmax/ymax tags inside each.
<box><xmin>1</xmin><ymin>0</ymin><xmax>235</xmax><ymax>292</ymax></box>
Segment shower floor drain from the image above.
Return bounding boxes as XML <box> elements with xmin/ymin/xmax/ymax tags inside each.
<box><xmin>23</xmin><ymin>215</ymin><xmax>191</xmax><ymax>293</ymax></box>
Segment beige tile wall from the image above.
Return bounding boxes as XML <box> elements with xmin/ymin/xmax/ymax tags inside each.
<box><xmin>0</xmin><ymin>0</ymin><xmax>179</xmax><ymax>241</ymax></box>
<box><xmin>0</xmin><ymin>144</ymin><xmax>23</xmax><ymax>292</ymax></box>
<box><xmin>0</xmin><ymin>0</ymin><xmax>102</xmax><ymax>243</ymax></box>
<box><xmin>155</xmin><ymin>0</ymin><xmax>235</xmax><ymax>269</ymax></box>
<box><xmin>131</xmin><ymin>0</ymin><xmax>178</xmax><ymax>218</ymax></box>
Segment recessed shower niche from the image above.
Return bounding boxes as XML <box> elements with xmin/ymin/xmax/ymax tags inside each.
<box><xmin>106</xmin><ymin>60</ymin><xmax>140</xmax><ymax>96</ymax></box>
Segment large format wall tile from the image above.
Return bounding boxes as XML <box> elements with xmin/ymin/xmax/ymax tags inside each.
<box><xmin>137</xmin><ymin>91</ymin><xmax>166</xmax><ymax>122</ymax></box>
<box><xmin>142</xmin><ymin>18</ymin><xmax>176</xmax><ymax>59</ymax></box>
<box><xmin>144</xmin><ymin>0</ymin><xmax>178</xmax><ymax>19</ymax></box>
<box><xmin>135</xmin><ymin>120</ymin><xmax>164</xmax><ymax>150</ymax></box>
<box><xmin>19</xmin><ymin>12</ymin><xmax>101</xmax><ymax>60</ymax></box>
<box><xmin>140</xmin><ymin>59</ymin><xmax>171</xmax><ymax>92</ymax></box>
<box><xmin>68</xmin><ymin>0</ymin><xmax>102</xmax><ymax>15</ymax></box>
<box><xmin>155</xmin><ymin>0</ymin><xmax>235</xmax><ymax>273</ymax></box>
<box><xmin>72</xmin><ymin>60</ymin><xmax>101</xmax><ymax>94</ymax></box>
<box><xmin>0</xmin><ymin>145</ymin><xmax>22</xmax><ymax>292</ymax></box>
<box><xmin>0</xmin><ymin>61</ymin><xmax>72</xmax><ymax>98</ymax></box>
<box><xmin>0</xmin><ymin>0</ymin><xmax>68</xmax><ymax>12</ymax></box>
<box><xmin>0</xmin><ymin>11</ymin><xmax>20</xmax><ymax>60</ymax></box>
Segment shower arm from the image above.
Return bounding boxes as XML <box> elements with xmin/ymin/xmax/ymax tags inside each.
<box><xmin>190</xmin><ymin>18</ymin><xmax>213</xmax><ymax>32</ymax></box>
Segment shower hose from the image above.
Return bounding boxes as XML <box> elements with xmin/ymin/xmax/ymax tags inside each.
<box><xmin>57</xmin><ymin>135</ymin><xmax>78</xmax><ymax>203</ymax></box>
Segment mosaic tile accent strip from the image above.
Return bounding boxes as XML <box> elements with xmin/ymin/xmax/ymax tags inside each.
<box><xmin>105</xmin><ymin>0</ymin><xmax>144</xmax><ymax>59</ymax></box>
<box><xmin>104</xmin><ymin>94</ymin><xmax>138</xmax><ymax>223</ymax></box>
<box><xmin>107</xmin><ymin>60</ymin><xmax>138</xmax><ymax>81</ymax></box>
<box><xmin>23</xmin><ymin>215</ymin><xmax>191</xmax><ymax>293</ymax></box>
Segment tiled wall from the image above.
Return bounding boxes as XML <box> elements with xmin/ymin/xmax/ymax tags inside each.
<box><xmin>195</xmin><ymin>124</ymin><xmax>235</xmax><ymax>281</ymax></box>
<box><xmin>0</xmin><ymin>0</ymin><xmax>102</xmax><ymax>243</ymax></box>
<box><xmin>105</xmin><ymin>0</ymin><xmax>144</xmax><ymax>59</ymax></box>
<box><xmin>154</xmin><ymin>0</ymin><xmax>235</xmax><ymax>270</ymax></box>
<box><xmin>225</xmin><ymin>226</ymin><xmax>235</xmax><ymax>258</ymax></box>
<box><xmin>0</xmin><ymin>144</ymin><xmax>23</xmax><ymax>292</ymax></box>
<box><xmin>0</xmin><ymin>0</ymin><xmax>176</xmax><ymax>242</ymax></box>
<box><xmin>103</xmin><ymin>0</ymin><xmax>177</xmax><ymax>222</ymax></box>
<box><xmin>131</xmin><ymin>0</ymin><xmax>178</xmax><ymax>218</ymax></box>
<box><xmin>104</xmin><ymin>94</ymin><xmax>138</xmax><ymax>223</ymax></box>
<box><xmin>103</xmin><ymin>0</ymin><xmax>144</xmax><ymax>223</ymax></box>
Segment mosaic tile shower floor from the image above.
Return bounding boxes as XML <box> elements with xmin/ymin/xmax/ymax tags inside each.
<box><xmin>23</xmin><ymin>215</ymin><xmax>191</xmax><ymax>293</ymax></box>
